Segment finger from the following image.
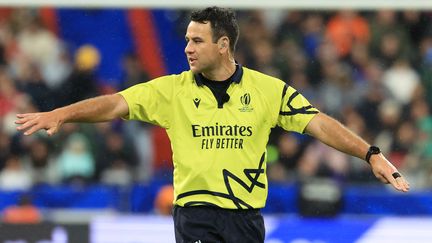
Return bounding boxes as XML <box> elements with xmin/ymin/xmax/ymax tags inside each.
<box><xmin>16</xmin><ymin>119</ymin><xmax>37</xmax><ymax>131</ymax></box>
<box><xmin>376</xmin><ymin>174</ymin><xmax>389</xmax><ymax>184</ymax></box>
<box><xmin>15</xmin><ymin>116</ymin><xmax>32</xmax><ymax>125</ymax></box>
<box><xmin>15</xmin><ymin>113</ymin><xmax>38</xmax><ymax>125</ymax></box>
<box><xmin>16</xmin><ymin>113</ymin><xmax>31</xmax><ymax>118</ymax></box>
<box><xmin>395</xmin><ymin>176</ymin><xmax>410</xmax><ymax>192</ymax></box>
<box><xmin>395</xmin><ymin>178</ymin><xmax>408</xmax><ymax>192</ymax></box>
<box><xmin>23</xmin><ymin>124</ymin><xmax>43</xmax><ymax>136</ymax></box>
<box><xmin>392</xmin><ymin>172</ymin><xmax>410</xmax><ymax>192</ymax></box>
<box><xmin>16</xmin><ymin>113</ymin><xmax>41</xmax><ymax>122</ymax></box>
<box><xmin>385</xmin><ymin>172</ymin><xmax>403</xmax><ymax>191</ymax></box>
<box><xmin>15</xmin><ymin>119</ymin><xmax>25</xmax><ymax>125</ymax></box>
<box><xmin>402</xmin><ymin>177</ymin><xmax>410</xmax><ymax>189</ymax></box>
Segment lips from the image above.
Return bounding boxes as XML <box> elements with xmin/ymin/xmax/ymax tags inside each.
<box><xmin>188</xmin><ymin>57</ymin><xmax>197</xmax><ymax>64</ymax></box>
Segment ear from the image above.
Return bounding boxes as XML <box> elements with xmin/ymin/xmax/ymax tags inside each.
<box><xmin>218</xmin><ymin>37</ymin><xmax>229</xmax><ymax>51</ymax></box>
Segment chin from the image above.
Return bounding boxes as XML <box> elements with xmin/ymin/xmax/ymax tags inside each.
<box><xmin>189</xmin><ymin>66</ymin><xmax>201</xmax><ymax>74</ymax></box>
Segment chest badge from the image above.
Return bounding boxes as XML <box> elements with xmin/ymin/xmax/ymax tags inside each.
<box><xmin>193</xmin><ymin>98</ymin><xmax>201</xmax><ymax>108</ymax></box>
<box><xmin>239</xmin><ymin>93</ymin><xmax>254</xmax><ymax>112</ymax></box>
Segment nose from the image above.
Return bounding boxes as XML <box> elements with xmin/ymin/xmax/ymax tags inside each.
<box><xmin>185</xmin><ymin>41</ymin><xmax>194</xmax><ymax>54</ymax></box>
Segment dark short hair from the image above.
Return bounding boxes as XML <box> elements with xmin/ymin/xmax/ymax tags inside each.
<box><xmin>190</xmin><ymin>6</ymin><xmax>239</xmax><ymax>53</ymax></box>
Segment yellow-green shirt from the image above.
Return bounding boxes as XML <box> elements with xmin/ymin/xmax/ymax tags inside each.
<box><xmin>118</xmin><ymin>66</ymin><xmax>319</xmax><ymax>209</ymax></box>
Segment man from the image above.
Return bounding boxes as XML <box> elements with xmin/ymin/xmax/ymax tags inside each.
<box><xmin>16</xmin><ymin>6</ymin><xmax>409</xmax><ymax>243</ymax></box>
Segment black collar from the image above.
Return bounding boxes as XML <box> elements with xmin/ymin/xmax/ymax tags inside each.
<box><xmin>193</xmin><ymin>64</ymin><xmax>243</xmax><ymax>87</ymax></box>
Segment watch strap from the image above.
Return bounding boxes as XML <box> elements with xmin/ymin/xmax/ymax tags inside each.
<box><xmin>365</xmin><ymin>146</ymin><xmax>381</xmax><ymax>164</ymax></box>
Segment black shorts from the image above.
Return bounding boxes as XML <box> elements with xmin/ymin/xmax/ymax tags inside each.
<box><xmin>173</xmin><ymin>206</ymin><xmax>265</xmax><ymax>243</ymax></box>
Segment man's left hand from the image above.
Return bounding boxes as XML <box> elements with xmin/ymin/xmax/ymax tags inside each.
<box><xmin>370</xmin><ymin>154</ymin><xmax>410</xmax><ymax>192</ymax></box>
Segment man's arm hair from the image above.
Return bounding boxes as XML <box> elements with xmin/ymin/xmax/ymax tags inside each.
<box><xmin>16</xmin><ymin>94</ymin><xmax>129</xmax><ymax>136</ymax></box>
<box><xmin>58</xmin><ymin>94</ymin><xmax>128</xmax><ymax>123</ymax></box>
<box><xmin>304</xmin><ymin>112</ymin><xmax>369</xmax><ymax>160</ymax></box>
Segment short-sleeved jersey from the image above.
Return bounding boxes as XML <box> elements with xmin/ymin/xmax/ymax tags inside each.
<box><xmin>118</xmin><ymin>66</ymin><xmax>319</xmax><ymax>209</ymax></box>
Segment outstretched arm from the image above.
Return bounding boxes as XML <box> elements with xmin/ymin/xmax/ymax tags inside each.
<box><xmin>15</xmin><ymin>94</ymin><xmax>128</xmax><ymax>136</ymax></box>
<box><xmin>304</xmin><ymin>112</ymin><xmax>410</xmax><ymax>192</ymax></box>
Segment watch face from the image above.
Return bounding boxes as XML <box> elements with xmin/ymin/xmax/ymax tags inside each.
<box><xmin>370</xmin><ymin>146</ymin><xmax>380</xmax><ymax>154</ymax></box>
<box><xmin>366</xmin><ymin>146</ymin><xmax>381</xmax><ymax>163</ymax></box>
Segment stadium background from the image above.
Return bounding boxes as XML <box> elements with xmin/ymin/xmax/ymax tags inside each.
<box><xmin>0</xmin><ymin>0</ymin><xmax>432</xmax><ymax>242</ymax></box>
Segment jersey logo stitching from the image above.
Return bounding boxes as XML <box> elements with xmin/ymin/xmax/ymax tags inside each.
<box><xmin>193</xmin><ymin>98</ymin><xmax>201</xmax><ymax>108</ymax></box>
<box><xmin>239</xmin><ymin>93</ymin><xmax>253</xmax><ymax>112</ymax></box>
<box><xmin>240</xmin><ymin>93</ymin><xmax>251</xmax><ymax>106</ymax></box>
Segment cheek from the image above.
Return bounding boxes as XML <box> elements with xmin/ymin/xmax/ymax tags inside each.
<box><xmin>202</xmin><ymin>48</ymin><xmax>219</xmax><ymax>60</ymax></box>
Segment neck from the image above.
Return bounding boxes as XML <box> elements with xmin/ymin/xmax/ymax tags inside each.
<box><xmin>202</xmin><ymin>58</ymin><xmax>236</xmax><ymax>81</ymax></box>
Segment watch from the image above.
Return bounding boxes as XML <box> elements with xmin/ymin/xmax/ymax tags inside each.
<box><xmin>365</xmin><ymin>146</ymin><xmax>381</xmax><ymax>164</ymax></box>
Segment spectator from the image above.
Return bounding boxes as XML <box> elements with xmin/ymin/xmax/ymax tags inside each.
<box><xmin>15</xmin><ymin>13</ymin><xmax>69</xmax><ymax>88</ymax></box>
<box><xmin>355</xmin><ymin>59</ymin><xmax>389</xmax><ymax>133</ymax></box>
<box><xmin>0</xmin><ymin>68</ymin><xmax>23</xmax><ymax>117</ymax></box>
<box><xmin>0</xmin><ymin>154</ymin><xmax>32</xmax><ymax>191</ymax></box>
<box><xmin>419</xmin><ymin>33</ymin><xmax>432</xmax><ymax>107</ymax></box>
<box><xmin>58</xmin><ymin>44</ymin><xmax>100</xmax><ymax>106</ymax></box>
<box><xmin>306</xmin><ymin>39</ymin><xmax>339</xmax><ymax>87</ymax></box>
<box><xmin>250</xmin><ymin>39</ymin><xmax>280</xmax><ymax>77</ymax></box>
<box><xmin>277</xmin><ymin>132</ymin><xmax>305</xmax><ymax>172</ymax></box>
<box><xmin>369</xmin><ymin>10</ymin><xmax>413</xmax><ymax>66</ymax></box>
<box><xmin>374</xmin><ymin>99</ymin><xmax>403</xmax><ymax>154</ymax></box>
<box><xmin>14</xmin><ymin>58</ymin><xmax>57</xmax><ymax>111</ymax></box>
<box><xmin>2</xmin><ymin>194</ymin><xmax>42</xmax><ymax>224</ymax></box>
<box><xmin>317</xmin><ymin>61</ymin><xmax>357</xmax><ymax>115</ymax></box>
<box><xmin>98</xmin><ymin>130</ymin><xmax>137</xmax><ymax>185</ymax></box>
<box><xmin>301</xmin><ymin>13</ymin><xmax>325</xmax><ymax>59</ymax></box>
<box><xmin>388</xmin><ymin>120</ymin><xmax>417</xmax><ymax>169</ymax></box>
<box><xmin>349</xmin><ymin>42</ymin><xmax>371</xmax><ymax>82</ymax></box>
<box><xmin>120</xmin><ymin>53</ymin><xmax>150</xmax><ymax>89</ymax></box>
<box><xmin>0</xmin><ymin>68</ymin><xmax>38</xmax><ymax>136</ymax></box>
<box><xmin>401</xmin><ymin>11</ymin><xmax>430</xmax><ymax>49</ymax></box>
<box><xmin>100</xmin><ymin>160</ymin><xmax>133</xmax><ymax>186</ymax></box>
<box><xmin>325</xmin><ymin>10</ymin><xmax>370</xmax><ymax>58</ymax></box>
<box><xmin>275</xmin><ymin>11</ymin><xmax>304</xmax><ymax>46</ymax></box>
<box><xmin>382</xmin><ymin>59</ymin><xmax>420</xmax><ymax>105</ymax></box>
<box><xmin>406</xmin><ymin>99</ymin><xmax>432</xmax><ymax>188</ymax></box>
<box><xmin>154</xmin><ymin>184</ymin><xmax>174</xmax><ymax>215</ymax></box>
<box><xmin>0</xmin><ymin>129</ymin><xmax>11</xmax><ymax>170</ymax></box>
<box><xmin>56</xmin><ymin>133</ymin><xmax>95</xmax><ymax>184</ymax></box>
<box><xmin>24</xmin><ymin>137</ymin><xmax>59</xmax><ymax>185</ymax></box>
<box><xmin>410</xmin><ymin>98</ymin><xmax>432</xmax><ymax>160</ymax></box>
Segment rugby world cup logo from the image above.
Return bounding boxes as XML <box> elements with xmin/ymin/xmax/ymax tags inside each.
<box><xmin>239</xmin><ymin>93</ymin><xmax>253</xmax><ymax>112</ymax></box>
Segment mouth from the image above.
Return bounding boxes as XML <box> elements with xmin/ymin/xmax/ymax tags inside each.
<box><xmin>188</xmin><ymin>57</ymin><xmax>197</xmax><ymax>65</ymax></box>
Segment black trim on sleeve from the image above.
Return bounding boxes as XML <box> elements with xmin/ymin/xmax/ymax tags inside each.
<box><xmin>281</xmin><ymin>84</ymin><xmax>288</xmax><ymax>100</ymax></box>
<box><xmin>279</xmin><ymin>91</ymin><xmax>319</xmax><ymax>116</ymax></box>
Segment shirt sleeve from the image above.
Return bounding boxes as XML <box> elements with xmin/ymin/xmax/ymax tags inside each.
<box><xmin>277</xmin><ymin>84</ymin><xmax>319</xmax><ymax>133</ymax></box>
<box><xmin>117</xmin><ymin>76</ymin><xmax>174</xmax><ymax>129</ymax></box>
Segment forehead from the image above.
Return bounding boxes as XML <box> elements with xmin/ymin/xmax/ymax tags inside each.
<box><xmin>185</xmin><ymin>21</ymin><xmax>213</xmax><ymax>38</ymax></box>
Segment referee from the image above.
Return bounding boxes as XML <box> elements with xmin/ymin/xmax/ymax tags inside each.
<box><xmin>16</xmin><ymin>6</ymin><xmax>409</xmax><ymax>243</ymax></box>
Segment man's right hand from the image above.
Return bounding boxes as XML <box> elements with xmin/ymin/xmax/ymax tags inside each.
<box><xmin>15</xmin><ymin>110</ymin><xmax>63</xmax><ymax>136</ymax></box>
<box><xmin>15</xmin><ymin>94</ymin><xmax>129</xmax><ymax>136</ymax></box>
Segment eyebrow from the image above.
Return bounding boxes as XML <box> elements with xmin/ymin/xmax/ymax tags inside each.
<box><xmin>185</xmin><ymin>36</ymin><xmax>204</xmax><ymax>41</ymax></box>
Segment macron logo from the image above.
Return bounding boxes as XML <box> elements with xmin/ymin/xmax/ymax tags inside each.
<box><xmin>193</xmin><ymin>98</ymin><xmax>201</xmax><ymax>108</ymax></box>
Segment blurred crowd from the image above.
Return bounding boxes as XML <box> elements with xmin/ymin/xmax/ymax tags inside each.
<box><xmin>234</xmin><ymin>10</ymin><xmax>432</xmax><ymax>189</ymax></box>
<box><xmin>0</xmin><ymin>8</ymin><xmax>432</xmax><ymax>193</ymax></box>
